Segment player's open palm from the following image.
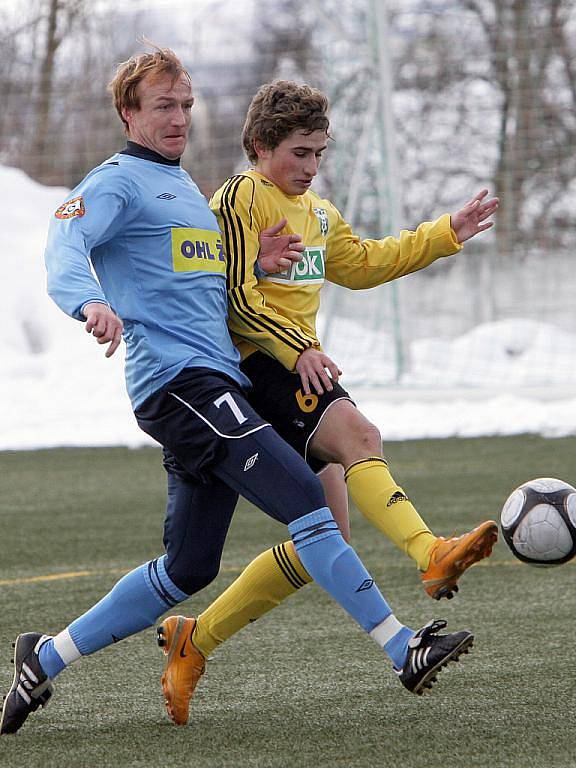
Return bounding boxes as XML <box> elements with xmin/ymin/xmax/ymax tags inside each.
<box><xmin>451</xmin><ymin>189</ymin><xmax>499</xmax><ymax>244</ymax></box>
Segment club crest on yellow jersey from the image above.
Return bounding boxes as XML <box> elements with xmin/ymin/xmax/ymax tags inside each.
<box><xmin>171</xmin><ymin>228</ymin><xmax>226</xmax><ymax>274</ymax></box>
<box><xmin>313</xmin><ymin>207</ymin><xmax>329</xmax><ymax>237</ymax></box>
<box><xmin>264</xmin><ymin>246</ymin><xmax>325</xmax><ymax>285</ymax></box>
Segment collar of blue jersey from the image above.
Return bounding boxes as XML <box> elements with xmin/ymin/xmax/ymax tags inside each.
<box><xmin>120</xmin><ymin>141</ymin><xmax>181</xmax><ymax>166</ymax></box>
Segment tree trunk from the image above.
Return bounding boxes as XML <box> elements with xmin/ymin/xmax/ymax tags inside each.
<box><xmin>27</xmin><ymin>0</ymin><xmax>60</xmax><ymax>183</ymax></box>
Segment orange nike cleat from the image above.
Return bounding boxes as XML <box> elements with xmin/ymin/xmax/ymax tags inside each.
<box><xmin>157</xmin><ymin>615</ymin><xmax>205</xmax><ymax>726</ymax></box>
<box><xmin>421</xmin><ymin>520</ymin><xmax>498</xmax><ymax>600</ymax></box>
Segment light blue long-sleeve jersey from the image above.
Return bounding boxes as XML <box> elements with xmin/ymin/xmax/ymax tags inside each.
<box><xmin>45</xmin><ymin>151</ymin><xmax>250</xmax><ymax>408</ymax></box>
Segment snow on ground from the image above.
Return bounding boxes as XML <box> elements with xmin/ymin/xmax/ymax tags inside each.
<box><xmin>1</xmin><ymin>165</ymin><xmax>575</xmax><ymax>450</ymax></box>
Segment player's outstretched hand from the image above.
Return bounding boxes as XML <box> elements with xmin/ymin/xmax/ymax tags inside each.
<box><xmin>83</xmin><ymin>302</ymin><xmax>124</xmax><ymax>358</ymax></box>
<box><xmin>258</xmin><ymin>218</ymin><xmax>304</xmax><ymax>274</ymax></box>
<box><xmin>296</xmin><ymin>348</ymin><xmax>342</xmax><ymax>395</ymax></box>
<box><xmin>450</xmin><ymin>189</ymin><xmax>499</xmax><ymax>244</ymax></box>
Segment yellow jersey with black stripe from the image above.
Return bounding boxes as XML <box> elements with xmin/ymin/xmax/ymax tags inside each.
<box><xmin>210</xmin><ymin>170</ymin><xmax>462</xmax><ymax>371</ymax></box>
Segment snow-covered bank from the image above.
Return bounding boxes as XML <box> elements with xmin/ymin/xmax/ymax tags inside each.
<box><xmin>2</xmin><ymin>165</ymin><xmax>574</xmax><ymax>450</ymax></box>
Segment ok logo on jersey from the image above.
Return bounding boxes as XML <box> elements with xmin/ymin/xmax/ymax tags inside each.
<box><xmin>293</xmin><ymin>248</ymin><xmax>324</xmax><ymax>280</ymax></box>
<box><xmin>265</xmin><ymin>246</ymin><xmax>325</xmax><ymax>285</ymax></box>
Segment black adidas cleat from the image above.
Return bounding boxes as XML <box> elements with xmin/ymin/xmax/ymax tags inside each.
<box><xmin>395</xmin><ymin>619</ymin><xmax>473</xmax><ymax>695</ymax></box>
<box><xmin>0</xmin><ymin>633</ymin><xmax>54</xmax><ymax>735</ymax></box>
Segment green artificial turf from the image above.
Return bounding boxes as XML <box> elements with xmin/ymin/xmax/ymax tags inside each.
<box><xmin>0</xmin><ymin>436</ymin><xmax>574</xmax><ymax>767</ymax></box>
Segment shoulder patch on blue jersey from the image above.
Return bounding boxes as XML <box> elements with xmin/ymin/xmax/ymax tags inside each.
<box><xmin>55</xmin><ymin>196</ymin><xmax>85</xmax><ymax>220</ymax></box>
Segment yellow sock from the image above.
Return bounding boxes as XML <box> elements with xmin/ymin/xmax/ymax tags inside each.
<box><xmin>345</xmin><ymin>457</ymin><xmax>437</xmax><ymax>570</ymax></box>
<box><xmin>192</xmin><ymin>541</ymin><xmax>312</xmax><ymax>658</ymax></box>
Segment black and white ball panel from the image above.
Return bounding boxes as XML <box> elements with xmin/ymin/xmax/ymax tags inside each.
<box><xmin>500</xmin><ymin>477</ymin><xmax>576</xmax><ymax>566</ymax></box>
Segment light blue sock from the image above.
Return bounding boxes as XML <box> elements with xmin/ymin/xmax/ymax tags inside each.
<box><xmin>39</xmin><ymin>556</ymin><xmax>188</xmax><ymax>679</ymax></box>
<box><xmin>289</xmin><ymin>508</ymin><xmax>414</xmax><ymax>668</ymax></box>
<box><xmin>38</xmin><ymin>638</ymin><xmax>66</xmax><ymax>679</ymax></box>
<box><xmin>382</xmin><ymin>624</ymin><xmax>415</xmax><ymax>669</ymax></box>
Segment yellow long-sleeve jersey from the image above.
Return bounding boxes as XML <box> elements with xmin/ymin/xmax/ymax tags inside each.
<box><xmin>210</xmin><ymin>170</ymin><xmax>463</xmax><ymax>371</ymax></box>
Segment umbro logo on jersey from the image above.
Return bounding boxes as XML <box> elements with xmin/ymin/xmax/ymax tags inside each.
<box><xmin>244</xmin><ymin>453</ymin><xmax>259</xmax><ymax>472</ymax></box>
<box><xmin>356</xmin><ymin>579</ymin><xmax>374</xmax><ymax>593</ymax></box>
<box><xmin>157</xmin><ymin>192</ymin><xmax>177</xmax><ymax>200</ymax></box>
<box><xmin>387</xmin><ymin>491</ymin><xmax>408</xmax><ymax>507</ymax></box>
<box><xmin>260</xmin><ymin>179</ymin><xmax>274</xmax><ymax>187</ymax></box>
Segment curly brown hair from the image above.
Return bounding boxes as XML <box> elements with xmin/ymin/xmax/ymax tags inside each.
<box><xmin>242</xmin><ymin>80</ymin><xmax>330</xmax><ymax>164</ymax></box>
<box><xmin>108</xmin><ymin>44</ymin><xmax>191</xmax><ymax>133</ymax></box>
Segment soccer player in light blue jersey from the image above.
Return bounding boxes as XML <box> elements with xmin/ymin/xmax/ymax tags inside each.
<box><xmin>0</xmin><ymin>46</ymin><xmax>474</xmax><ymax>735</ymax></box>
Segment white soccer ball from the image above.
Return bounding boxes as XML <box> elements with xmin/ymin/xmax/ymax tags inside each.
<box><xmin>500</xmin><ymin>477</ymin><xmax>576</xmax><ymax>566</ymax></box>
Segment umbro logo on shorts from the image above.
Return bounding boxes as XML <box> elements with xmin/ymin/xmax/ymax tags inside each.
<box><xmin>243</xmin><ymin>453</ymin><xmax>259</xmax><ymax>472</ymax></box>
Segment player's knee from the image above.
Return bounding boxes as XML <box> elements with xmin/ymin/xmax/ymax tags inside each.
<box><xmin>319</xmin><ymin>412</ymin><xmax>383</xmax><ymax>465</ymax></box>
<box><xmin>366</xmin><ymin>423</ymin><xmax>383</xmax><ymax>453</ymax></box>
<box><xmin>165</xmin><ymin>558</ymin><xmax>220</xmax><ymax>596</ymax></box>
<box><xmin>349</xmin><ymin>421</ymin><xmax>382</xmax><ymax>457</ymax></box>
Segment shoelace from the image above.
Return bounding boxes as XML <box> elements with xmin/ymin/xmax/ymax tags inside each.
<box><xmin>408</xmin><ymin>619</ymin><xmax>447</xmax><ymax>649</ymax></box>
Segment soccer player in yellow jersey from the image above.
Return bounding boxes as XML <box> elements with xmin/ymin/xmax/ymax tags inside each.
<box><xmin>157</xmin><ymin>80</ymin><xmax>499</xmax><ymax>725</ymax></box>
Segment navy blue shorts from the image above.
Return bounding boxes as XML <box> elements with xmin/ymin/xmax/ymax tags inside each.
<box><xmin>134</xmin><ymin>367</ymin><xmax>326</xmax><ymax>594</ymax></box>
<box><xmin>135</xmin><ymin>367</ymin><xmax>270</xmax><ymax>483</ymax></box>
<box><xmin>241</xmin><ymin>352</ymin><xmax>353</xmax><ymax>473</ymax></box>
